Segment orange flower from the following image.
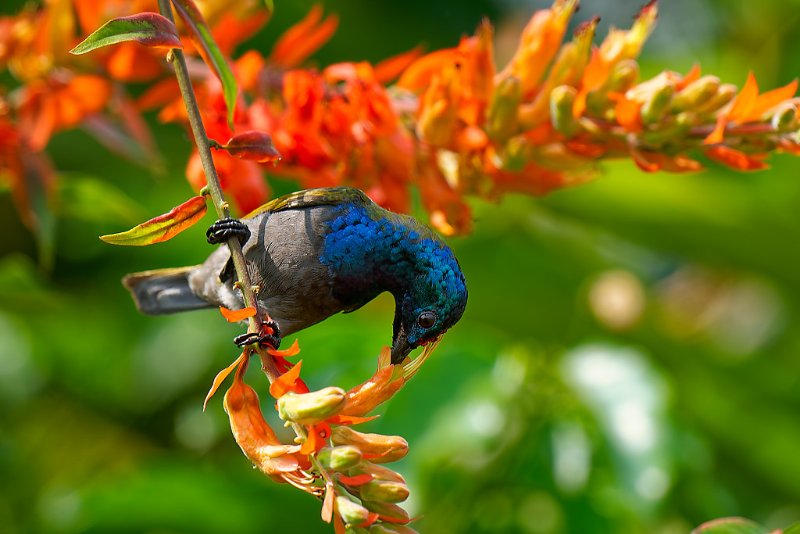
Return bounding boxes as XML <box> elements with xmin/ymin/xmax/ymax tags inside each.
<box><xmin>17</xmin><ymin>74</ymin><xmax>111</xmax><ymax>150</ymax></box>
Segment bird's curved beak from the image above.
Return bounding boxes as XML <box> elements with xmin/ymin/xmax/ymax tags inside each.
<box><xmin>390</xmin><ymin>324</ymin><xmax>412</xmax><ymax>365</ymax></box>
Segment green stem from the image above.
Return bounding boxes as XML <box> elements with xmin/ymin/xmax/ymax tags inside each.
<box><xmin>156</xmin><ymin>0</ymin><xmax>281</xmax><ymax>381</ymax></box>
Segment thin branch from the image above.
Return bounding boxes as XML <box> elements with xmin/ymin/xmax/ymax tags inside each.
<box><xmin>156</xmin><ymin>0</ymin><xmax>282</xmax><ymax>381</ymax></box>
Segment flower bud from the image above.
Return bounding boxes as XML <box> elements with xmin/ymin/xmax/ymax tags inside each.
<box><xmin>771</xmin><ymin>101</ymin><xmax>797</xmax><ymax>131</ymax></box>
<box><xmin>336</xmin><ymin>496</ymin><xmax>371</xmax><ymax>525</ymax></box>
<box><xmin>486</xmin><ymin>75</ymin><xmax>521</xmax><ymax>142</ymax></box>
<box><xmin>351</xmin><ymin>461</ymin><xmax>406</xmax><ymax>483</ymax></box>
<box><xmin>607</xmin><ymin>59</ymin><xmax>640</xmax><ymax>92</ymax></box>
<box><xmin>317</xmin><ymin>445</ymin><xmax>363</xmax><ymax>471</ymax></box>
<box><xmin>359</xmin><ymin>480</ymin><xmax>410</xmax><ymax>503</ymax></box>
<box><xmin>277</xmin><ymin>387</ymin><xmax>345</xmax><ymax>425</ymax></box>
<box><xmin>670</xmin><ymin>75</ymin><xmax>720</xmax><ymax>112</ymax></box>
<box><xmin>549</xmin><ymin>85</ymin><xmax>578</xmax><ymax>136</ymax></box>
<box><xmin>693</xmin><ymin>83</ymin><xmax>736</xmax><ymax>115</ymax></box>
<box><xmin>363</xmin><ymin>500</ymin><xmax>410</xmax><ymax>522</ymax></box>
<box><xmin>332</xmin><ymin>427</ymin><xmax>409</xmax><ymax>464</ymax></box>
<box><xmin>640</xmin><ymin>82</ymin><xmax>674</xmax><ymax>125</ymax></box>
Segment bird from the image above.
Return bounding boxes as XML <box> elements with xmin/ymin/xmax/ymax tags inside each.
<box><xmin>123</xmin><ymin>186</ymin><xmax>468</xmax><ymax>364</ymax></box>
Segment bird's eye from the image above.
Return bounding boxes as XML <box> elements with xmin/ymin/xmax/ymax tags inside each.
<box><xmin>417</xmin><ymin>311</ymin><xmax>437</xmax><ymax>329</ymax></box>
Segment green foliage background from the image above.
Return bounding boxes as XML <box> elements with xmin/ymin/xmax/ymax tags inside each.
<box><xmin>2</xmin><ymin>1</ymin><xmax>800</xmax><ymax>532</ymax></box>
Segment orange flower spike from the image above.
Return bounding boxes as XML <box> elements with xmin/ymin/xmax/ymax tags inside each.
<box><xmin>498</xmin><ymin>0</ymin><xmax>578</xmax><ymax>96</ymax></box>
<box><xmin>224</xmin><ymin>369</ymin><xmax>305</xmax><ymax>479</ymax></box>
<box><xmin>269</xmin><ymin>5</ymin><xmax>338</xmax><ymax>68</ymax></box>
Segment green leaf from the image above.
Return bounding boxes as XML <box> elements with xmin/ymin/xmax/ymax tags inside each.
<box><xmin>70</xmin><ymin>13</ymin><xmax>182</xmax><ymax>55</ymax></box>
<box><xmin>100</xmin><ymin>195</ymin><xmax>207</xmax><ymax>246</ymax></box>
<box><xmin>783</xmin><ymin>523</ymin><xmax>800</xmax><ymax>534</ymax></box>
<box><xmin>692</xmin><ymin>517</ymin><xmax>770</xmax><ymax>534</ymax></box>
<box><xmin>170</xmin><ymin>0</ymin><xmax>238</xmax><ymax>126</ymax></box>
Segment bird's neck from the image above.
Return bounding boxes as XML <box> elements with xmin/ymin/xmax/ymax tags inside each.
<box><xmin>320</xmin><ymin>205</ymin><xmax>432</xmax><ymax>306</ymax></box>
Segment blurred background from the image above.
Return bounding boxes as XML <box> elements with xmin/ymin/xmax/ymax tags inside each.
<box><xmin>2</xmin><ymin>0</ymin><xmax>800</xmax><ymax>532</ymax></box>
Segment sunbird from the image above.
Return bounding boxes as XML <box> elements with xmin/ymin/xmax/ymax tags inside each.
<box><xmin>123</xmin><ymin>187</ymin><xmax>468</xmax><ymax>364</ymax></box>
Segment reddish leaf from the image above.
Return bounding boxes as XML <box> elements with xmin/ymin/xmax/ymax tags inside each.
<box><xmin>337</xmin><ymin>473</ymin><xmax>374</xmax><ymax>486</ymax></box>
<box><xmin>100</xmin><ymin>195</ymin><xmax>207</xmax><ymax>245</ymax></box>
<box><xmin>171</xmin><ymin>0</ymin><xmax>238</xmax><ymax>126</ymax></box>
<box><xmin>269</xmin><ymin>360</ymin><xmax>304</xmax><ymax>399</ymax></box>
<box><xmin>219</xmin><ymin>306</ymin><xmax>256</xmax><ymax>322</ymax></box>
<box><xmin>223</xmin><ymin>131</ymin><xmax>281</xmax><ymax>163</ymax></box>
<box><xmin>70</xmin><ymin>13</ymin><xmax>181</xmax><ymax>55</ymax></box>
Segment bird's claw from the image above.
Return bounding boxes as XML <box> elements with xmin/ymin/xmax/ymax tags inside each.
<box><xmin>207</xmin><ymin>218</ymin><xmax>251</xmax><ymax>246</ymax></box>
<box><xmin>233</xmin><ymin>320</ymin><xmax>282</xmax><ymax>349</ymax></box>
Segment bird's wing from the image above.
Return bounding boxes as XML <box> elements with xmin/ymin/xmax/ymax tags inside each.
<box><xmin>243</xmin><ymin>187</ymin><xmax>371</xmax><ymax>220</ymax></box>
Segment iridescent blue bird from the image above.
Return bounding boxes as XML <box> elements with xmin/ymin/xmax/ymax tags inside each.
<box><xmin>123</xmin><ymin>187</ymin><xmax>468</xmax><ymax>364</ymax></box>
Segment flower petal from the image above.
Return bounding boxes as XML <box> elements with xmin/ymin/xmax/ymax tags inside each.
<box><xmin>219</xmin><ymin>306</ymin><xmax>256</xmax><ymax>322</ymax></box>
<box><xmin>269</xmin><ymin>360</ymin><xmax>304</xmax><ymax>399</ymax></box>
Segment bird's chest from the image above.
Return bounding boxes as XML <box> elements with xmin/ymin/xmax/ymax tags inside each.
<box><xmin>245</xmin><ymin>209</ymin><xmax>343</xmax><ymax>333</ymax></box>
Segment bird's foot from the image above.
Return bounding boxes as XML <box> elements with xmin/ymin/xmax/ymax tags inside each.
<box><xmin>207</xmin><ymin>218</ymin><xmax>250</xmax><ymax>246</ymax></box>
<box><xmin>233</xmin><ymin>320</ymin><xmax>282</xmax><ymax>349</ymax></box>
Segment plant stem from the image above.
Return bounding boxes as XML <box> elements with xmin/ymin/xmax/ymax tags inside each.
<box><xmin>157</xmin><ymin>0</ymin><xmax>281</xmax><ymax>381</ymax></box>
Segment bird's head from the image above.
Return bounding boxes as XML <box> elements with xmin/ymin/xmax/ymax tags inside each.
<box><xmin>390</xmin><ymin>243</ymin><xmax>467</xmax><ymax>365</ymax></box>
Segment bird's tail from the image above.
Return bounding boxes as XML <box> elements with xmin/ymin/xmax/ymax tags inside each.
<box><xmin>122</xmin><ymin>266</ymin><xmax>211</xmax><ymax>315</ymax></box>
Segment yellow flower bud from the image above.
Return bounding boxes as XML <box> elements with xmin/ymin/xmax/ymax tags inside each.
<box><xmin>693</xmin><ymin>83</ymin><xmax>736</xmax><ymax>115</ymax></box>
<box><xmin>317</xmin><ymin>445</ymin><xmax>363</xmax><ymax>471</ymax></box>
<box><xmin>607</xmin><ymin>59</ymin><xmax>640</xmax><ymax>92</ymax></box>
<box><xmin>359</xmin><ymin>480</ymin><xmax>410</xmax><ymax>503</ymax></box>
<box><xmin>331</xmin><ymin>427</ymin><xmax>409</xmax><ymax>464</ymax></box>
<box><xmin>486</xmin><ymin>75</ymin><xmax>521</xmax><ymax>142</ymax></box>
<box><xmin>277</xmin><ymin>387</ymin><xmax>345</xmax><ymax>425</ymax></box>
<box><xmin>336</xmin><ymin>496</ymin><xmax>371</xmax><ymax>525</ymax></box>
<box><xmin>640</xmin><ymin>81</ymin><xmax>675</xmax><ymax>125</ymax></box>
<box><xmin>550</xmin><ymin>85</ymin><xmax>578</xmax><ymax>136</ymax></box>
<box><xmin>670</xmin><ymin>75</ymin><xmax>720</xmax><ymax>112</ymax></box>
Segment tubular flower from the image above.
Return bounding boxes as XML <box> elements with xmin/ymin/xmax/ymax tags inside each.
<box><xmin>201</xmin><ymin>343</ymin><xmax>432</xmax><ymax>530</ymax></box>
